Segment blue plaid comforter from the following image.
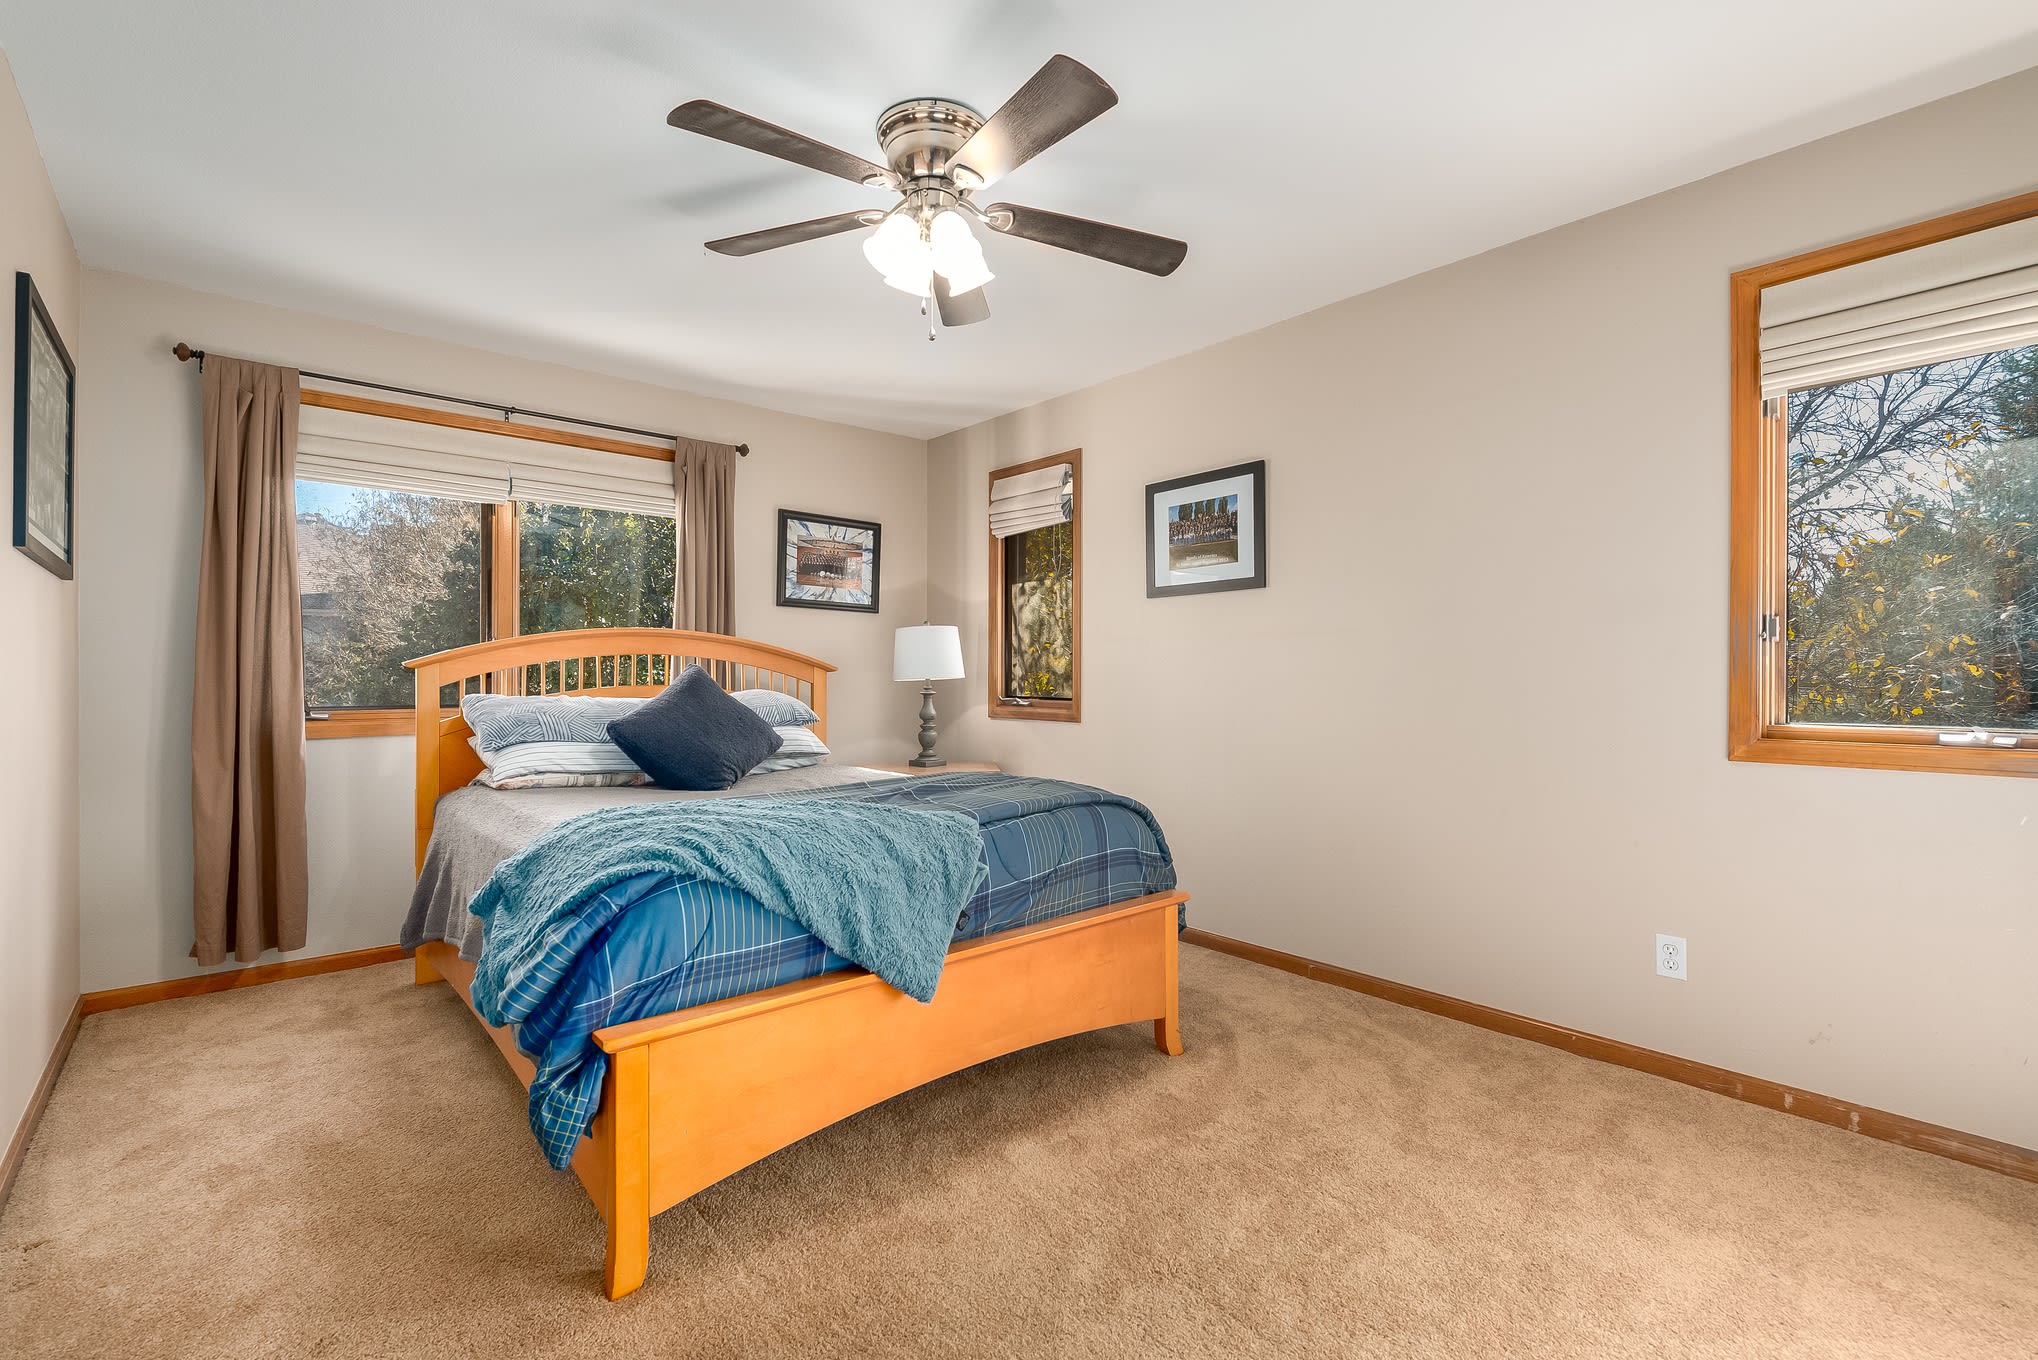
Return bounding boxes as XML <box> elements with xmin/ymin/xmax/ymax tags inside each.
<box><xmin>495</xmin><ymin>772</ymin><xmax>1176</xmax><ymax>1168</ymax></box>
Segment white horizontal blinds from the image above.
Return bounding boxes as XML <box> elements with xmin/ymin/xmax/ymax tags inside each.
<box><xmin>989</xmin><ymin>462</ymin><xmax>1074</xmax><ymax>538</ymax></box>
<box><xmin>295</xmin><ymin>394</ymin><xmax>678</xmax><ymax>516</ymax></box>
<box><xmin>510</xmin><ymin>441</ymin><xmax>676</xmax><ymax>518</ymax></box>
<box><xmin>296</xmin><ymin>401</ymin><xmax>512</xmax><ymax>503</ymax></box>
<box><xmin>1760</xmin><ymin>215</ymin><xmax>2038</xmax><ymax>398</ymax></box>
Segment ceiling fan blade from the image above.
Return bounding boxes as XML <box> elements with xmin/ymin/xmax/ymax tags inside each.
<box><xmin>705</xmin><ymin>210</ymin><xmax>883</xmax><ymax>257</ymax></box>
<box><xmin>668</xmin><ymin>100</ymin><xmax>897</xmax><ymax>189</ymax></box>
<box><xmin>934</xmin><ymin>276</ymin><xmax>990</xmax><ymax>327</ymax></box>
<box><xmin>948</xmin><ymin>55</ymin><xmax>1117</xmax><ymax>190</ymax></box>
<box><xmin>983</xmin><ymin>203</ymin><xmax>1187</xmax><ymax>277</ymax></box>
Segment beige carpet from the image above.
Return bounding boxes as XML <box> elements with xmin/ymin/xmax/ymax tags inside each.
<box><xmin>3</xmin><ymin>947</ymin><xmax>2034</xmax><ymax>1359</ymax></box>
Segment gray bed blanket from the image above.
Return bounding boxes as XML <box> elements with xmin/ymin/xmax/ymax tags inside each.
<box><xmin>401</xmin><ymin>764</ymin><xmax>906</xmax><ymax>960</ymax></box>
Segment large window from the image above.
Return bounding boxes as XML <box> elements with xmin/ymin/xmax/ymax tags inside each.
<box><xmin>297</xmin><ymin>483</ymin><xmax>675</xmax><ymax>733</ymax></box>
<box><xmin>987</xmin><ymin>450</ymin><xmax>1081</xmax><ymax>721</ymax></box>
<box><xmin>1730</xmin><ymin>190</ymin><xmax>2038</xmax><ymax>776</ymax></box>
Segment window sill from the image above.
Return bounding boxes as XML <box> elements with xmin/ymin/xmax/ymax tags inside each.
<box><xmin>1730</xmin><ymin>728</ymin><xmax>2038</xmax><ymax>778</ymax></box>
<box><xmin>990</xmin><ymin>697</ymin><xmax>1081</xmax><ymax>723</ymax></box>
<box><xmin>305</xmin><ymin>710</ymin><xmax>413</xmax><ymax>740</ymax></box>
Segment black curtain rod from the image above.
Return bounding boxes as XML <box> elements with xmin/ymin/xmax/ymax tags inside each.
<box><xmin>169</xmin><ymin>343</ymin><xmax>748</xmax><ymax>456</ymax></box>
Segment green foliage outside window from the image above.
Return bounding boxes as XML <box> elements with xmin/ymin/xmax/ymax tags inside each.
<box><xmin>1004</xmin><ymin>519</ymin><xmax>1074</xmax><ymax>699</ymax></box>
<box><xmin>1785</xmin><ymin>345</ymin><xmax>2038</xmax><ymax>728</ymax></box>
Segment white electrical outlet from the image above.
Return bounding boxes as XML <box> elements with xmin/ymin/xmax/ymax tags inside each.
<box><xmin>1656</xmin><ymin>933</ymin><xmax>1687</xmax><ymax>980</ymax></box>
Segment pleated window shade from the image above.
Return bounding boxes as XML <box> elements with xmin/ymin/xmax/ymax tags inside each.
<box><xmin>295</xmin><ymin>397</ymin><xmax>675</xmax><ymax>516</ymax></box>
<box><xmin>989</xmin><ymin>462</ymin><xmax>1074</xmax><ymax>538</ymax></box>
<box><xmin>1760</xmin><ymin>215</ymin><xmax>2038</xmax><ymax>398</ymax></box>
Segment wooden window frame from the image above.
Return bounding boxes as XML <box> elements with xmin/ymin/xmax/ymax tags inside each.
<box><xmin>988</xmin><ymin>449</ymin><xmax>1082</xmax><ymax>723</ymax></box>
<box><xmin>1729</xmin><ymin>187</ymin><xmax>2038</xmax><ymax>778</ymax></box>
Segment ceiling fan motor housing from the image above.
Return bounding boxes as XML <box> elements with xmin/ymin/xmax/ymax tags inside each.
<box><xmin>874</xmin><ymin>98</ymin><xmax>985</xmax><ymax>199</ymax></box>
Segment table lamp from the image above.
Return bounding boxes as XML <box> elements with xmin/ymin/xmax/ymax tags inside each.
<box><xmin>893</xmin><ymin>623</ymin><xmax>966</xmax><ymax>767</ymax></box>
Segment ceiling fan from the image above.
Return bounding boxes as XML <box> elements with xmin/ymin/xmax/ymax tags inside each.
<box><xmin>667</xmin><ymin>55</ymin><xmax>1187</xmax><ymax>330</ymax></box>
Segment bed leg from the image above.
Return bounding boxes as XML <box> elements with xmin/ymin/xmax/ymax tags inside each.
<box><xmin>602</xmin><ymin>1047</ymin><xmax>652</xmax><ymax>1300</ymax></box>
<box><xmin>413</xmin><ymin>947</ymin><xmax>441</xmax><ymax>986</ymax></box>
<box><xmin>1154</xmin><ymin>909</ymin><xmax>1184</xmax><ymax>1057</ymax></box>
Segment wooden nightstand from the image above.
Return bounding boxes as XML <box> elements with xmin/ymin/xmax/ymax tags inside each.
<box><xmin>863</xmin><ymin>760</ymin><xmax>1001</xmax><ymax>775</ymax></box>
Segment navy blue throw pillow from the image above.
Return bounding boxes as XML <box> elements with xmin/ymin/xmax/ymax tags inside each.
<box><xmin>607</xmin><ymin>666</ymin><xmax>784</xmax><ymax>791</ymax></box>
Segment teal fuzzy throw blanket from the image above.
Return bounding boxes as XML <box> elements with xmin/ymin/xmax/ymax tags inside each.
<box><xmin>469</xmin><ymin>799</ymin><xmax>987</xmax><ymax>1021</ymax></box>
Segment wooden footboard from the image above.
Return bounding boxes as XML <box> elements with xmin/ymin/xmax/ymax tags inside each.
<box><xmin>414</xmin><ymin>889</ymin><xmax>1187</xmax><ymax>1299</ymax></box>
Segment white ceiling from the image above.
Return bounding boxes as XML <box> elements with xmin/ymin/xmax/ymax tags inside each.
<box><xmin>4</xmin><ymin>2</ymin><xmax>2038</xmax><ymax>439</ymax></box>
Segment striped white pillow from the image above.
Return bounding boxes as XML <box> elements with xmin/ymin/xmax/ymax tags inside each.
<box><xmin>750</xmin><ymin>726</ymin><xmax>830</xmax><ymax>774</ymax></box>
<box><xmin>472</xmin><ymin>739</ymin><xmax>649</xmax><ymax>789</ymax></box>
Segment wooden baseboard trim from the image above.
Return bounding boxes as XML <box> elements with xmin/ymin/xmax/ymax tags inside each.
<box><xmin>80</xmin><ymin>944</ymin><xmax>407</xmax><ymax>1015</ymax></box>
<box><xmin>1182</xmin><ymin>927</ymin><xmax>2038</xmax><ymax>1185</ymax></box>
<box><xmin>1</xmin><ymin>996</ymin><xmax>84</xmax><ymax>1213</ymax></box>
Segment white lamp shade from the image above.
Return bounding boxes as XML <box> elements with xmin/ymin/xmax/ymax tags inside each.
<box><xmin>894</xmin><ymin>625</ymin><xmax>965</xmax><ymax>682</ymax></box>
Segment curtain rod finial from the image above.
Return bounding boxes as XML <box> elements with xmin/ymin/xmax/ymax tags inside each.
<box><xmin>172</xmin><ymin>342</ymin><xmax>196</xmax><ymax>363</ymax></box>
<box><xmin>736</xmin><ymin>443</ymin><xmax>750</xmax><ymax>457</ymax></box>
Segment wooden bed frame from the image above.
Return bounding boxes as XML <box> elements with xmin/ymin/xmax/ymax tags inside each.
<box><xmin>404</xmin><ymin>627</ymin><xmax>1187</xmax><ymax>1299</ymax></box>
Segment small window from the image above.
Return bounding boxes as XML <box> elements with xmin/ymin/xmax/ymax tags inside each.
<box><xmin>988</xmin><ymin>451</ymin><xmax>1081</xmax><ymax>721</ymax></box>
<box><xmin>1729</xmin><ymin>190</ymin><xmax>2038</xmax><ymax>776</ymax></box>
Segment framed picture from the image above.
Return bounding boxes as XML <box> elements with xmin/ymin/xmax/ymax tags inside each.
<box><xmin>11</xmin><ymin>272</ymin><xmax>75</xmax><ymax>580</ymax></box>
<box><xmin>1145</xmin><ymin>459</ymin><xmax>1266</xmax><ymax>598</ymax></box>
<box><xmin>775</xmin><ymin>509</ymin><xmax>881</xmax><ymax>612</ymax></box>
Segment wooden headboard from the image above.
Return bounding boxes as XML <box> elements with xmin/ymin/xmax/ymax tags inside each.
<box><xmin>403</xmin><ymin>627</ymin><xmax>837</xmax><ymax>870</ymax></box>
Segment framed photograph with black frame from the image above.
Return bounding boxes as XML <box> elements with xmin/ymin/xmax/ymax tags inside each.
<box><xmin>11</xmin><ymin>271</ymin><xmax>75</xmax><ymax>581</ymax></box>
<box><xmin>775</xmin><ymin>508</ymin><xmax>881</xmax><ymax>612</ymax></box>
<box><xmin>1145</xmin><ymin>459</ymin><xmax>1265</xmax><ymax>598</ymax></box>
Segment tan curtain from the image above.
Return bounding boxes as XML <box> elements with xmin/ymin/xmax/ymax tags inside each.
<box><xmin>674</xmin><ymin>437</ymin><xmax>737</xmax><ymax>634</ymax></box>
<box><xmin>191</xmin><ymin>356</ymin><xmax>309</xmax><ymax>965</ymax></box>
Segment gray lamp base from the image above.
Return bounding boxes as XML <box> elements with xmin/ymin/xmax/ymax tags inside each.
<box><xmin>910</xmin><ymin>684</ymin><xmax>947</xmax><ymax>767</ymax></box>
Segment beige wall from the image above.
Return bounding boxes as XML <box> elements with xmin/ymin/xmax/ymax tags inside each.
<box><xmin>76</xmin><ymin>270</ymin><xmax>929</xmax><ymax>991</ymax></box>
<box><xmin>0</xmin><ymin>51</ymin><xmax>81</xmax><ymax>1150</ymax></box>
<box><xmin>929</xmin><ymin>68</ymin><xmax>2038</xmax><ymax>1148</ymax></box>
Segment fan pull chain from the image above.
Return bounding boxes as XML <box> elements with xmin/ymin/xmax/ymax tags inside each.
<box><xmin>922</xmin><ymin>297</ymin><xmax>935</xmax><ymax>342</ymax></box>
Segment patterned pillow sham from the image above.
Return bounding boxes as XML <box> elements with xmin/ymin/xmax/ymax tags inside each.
<box><xmin>468</xmin><ymin>726</ymin><xmax>828</xmax><ymax>788</ymax></box>
<box><xmin>461</xmin><ymin>688</ymin><xmax>819</xmax><ymax>753</ymax></box>
<box><xmin>728</xmin><ymin>690</ymin><xmax>821</xmax><ymax>728</ymax></box>
<box><xmin>462</xmin><ymin>694</ymin><xmax>642</xmax><ymax>753</ymax></box>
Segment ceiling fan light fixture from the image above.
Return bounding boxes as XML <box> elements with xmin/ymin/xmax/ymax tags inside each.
<box><xmin>862</xmin><ymin>212</ymin><xmax>921</xmax><ymax>275</ymax></box>
<box><xmin>881</xmin><ymin>263</ymin><xmax>934</xmax><ymax>298</ymax></box>
<box><xmin>937</xmin><ymin>256</ymin><xmax>994</xmax><ymax>296</ymax></box>
<box><xmin>928</xmin><ymin>209</ymin><xmax>994</xmax><ymax>295</ymax></box>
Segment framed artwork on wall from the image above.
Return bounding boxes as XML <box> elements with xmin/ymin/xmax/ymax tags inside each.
<box><xmin>11</xmin><ymin>271</ymin><xmax>75</xmax><ymax>581</ymax></box>
<box><xmin>1145</xmin><ymin>459</ymin><xmax>1265</xmax><ymax>598</ymax></box>
<box><xmin>775</xmin><ymin>508</ymin><xmax>881</xmax><ymax>612</ymax></box>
